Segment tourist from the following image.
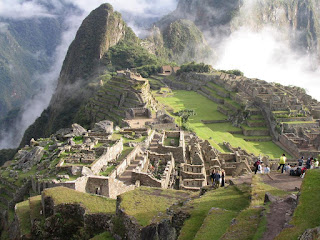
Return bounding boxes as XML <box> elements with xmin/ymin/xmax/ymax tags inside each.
<box><xmin>254</xmin><ymin>159</ymin><xmax>261</xmax><ymax>174</ymax></box>
<box><xmin>306</xmin><ymin>157</ymin><xmax>312</xmax><ymax>169</ymax></box>
<box><xmin>298</xmin><ymin>156</ymin><xmax>304</xmax><ymax>167</ymax></box>
<box><xmin>221</xmin><ymin>170</ymin><xmax>225</xmax><ymax>187</ymax></box>
<box><xmin>210</xmin><ymin>170</ymin><xmax>216</xmax><ymax>186</ymax></box>
<box><xmin>264</xmin><ymin>165</ymin><xmax>270</xmax><ymax>174</ymax></box>
<box><xmin>257</xmin><ymin>163</ymin><xmax>262</xmax><ymax>174</ymax></box>
<box><xmin>314</xmin><ymin>158</ymin><xmax>319</xmax><ymax>169</ymax></box>
<box><xmin>278</xmin><ymin>154</ymin><xmax>286</xmax><ymax>173</ymax></box>
<box><xmin>284</xmin><ymin>163</ymin><xmax>291</xmax><ymax>173</ymax></box>
<box><xmin>215</xmin><ymin>171</ymin><xmax>221</xmax><ymax>188</ymax></box>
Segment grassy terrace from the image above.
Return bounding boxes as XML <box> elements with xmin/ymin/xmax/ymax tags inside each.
<box><xmin>43</xmin><ymin>187</ymin><xmax>116</xmax><ymax>214</ymax></box>
<box><xmin>216</xmin><ymin>176</ymin><xmax>287</xmax><ymax>240</ymax></box>
<box><xmin>120</xmin><ymin>187</ymin><xmax>195</xmax><ymax>227</ymax></box>
<box><xmin>164</xmin><ymin>137</ymin><xmax>179</xmax><ymax>147</ymax></box>
<box><xmin>276</xmin><ymin>169</ymin><xmax>320</xmax><ymax>240</ymax></box>
<box><xmin>91</xmin><ymin>231</ymin><xmax>114</xmax><ymax>240</ymax></box>
<box><xmin>155</xmin><ymin>90</ymin><xmax>291</xmax><ymax>158</ymax></box>
<box><xmin>16</xmin><ymin>200</ymin><xmax>31</xmax><ymax>236</ymax></box>
<box><xmin>178</xmin><ymin>185</ymin><xmax>250</xmax><ymax>240</ymax></box>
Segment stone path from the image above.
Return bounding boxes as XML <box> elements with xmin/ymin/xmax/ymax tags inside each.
<box><xmin>260</xmin><ymin>172</ymin><xmax>302</xmax><ymax>240</ymax></box>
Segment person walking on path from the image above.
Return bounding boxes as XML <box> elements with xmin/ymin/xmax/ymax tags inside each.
<box><xmin>306</xmin><ymin>157</ymin><xmax>312</xmax><ymax>169</ymax></box>
<box><xmin>298</xmin><ymin>157</ymin><xmax>304</xmax><ymax>167</ymax></box>
<box><xmin>215</xmin><ymin>170</ymin><xmax>221</xmax><ymax>188</ymax></box>
<box><xmin>210</xmin><ymin>170</ymin><xmax>216</xmax><ymax>187</ymax></box>
<box><xmin>221</xmin><ymin>170</ymin><xmax>225</xmax><ymax>187</ymax></box>
<box><xmin>278</xmin><ymin>154</ymin><xmax>286</xmax><ymax>173</ymax></box>
<box><xmin>254</xmin><ymin>159</ymin><xmax>261</xmax><ymax>174</ymax></box>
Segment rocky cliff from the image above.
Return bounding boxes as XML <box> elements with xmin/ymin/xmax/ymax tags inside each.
<box><xmin>145</xmin><ymin>19</ymin><xmax>212</xmax><ymax>64</ymax></box>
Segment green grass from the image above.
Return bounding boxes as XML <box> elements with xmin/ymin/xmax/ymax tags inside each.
<box><xmin>100</xmin><ymin>165</ymin><xmax>116</xmax><ymax>177</ymax></box>
<box><xmin>276</xmin><ymin>169</ymin><xmax>320</xmax><ymax>240</ymax></box>
<box><xmin>155</xmin><ymin>90</ymin><xmax>291</xmax><ymax>159</ymax></box>
<box><xmin>73</xmin><ymin>136</ymin><xmax>83</xmax><ymax>145</ymax></box>
<box><xmin>193</xmin><ymin>208</ymin><xmax>238</xmax><ymax>240</ymax></box>
<box><xmin>29</xmin><ymin>195</ymin><xmax>42</xmax><ymax>221</ymax></box>
<box><xmin>164</xmin><ymin>137</ymin><xmax>179</xmax><ymax>146</ymax></box>
<box><xmin>117</xmin><ymin>147</ymin><xmax>134</xmax><ymax>162</ymax></box>
<box><xmin>178</xmin><ymin>185</ymin><xmax>251</xmax><ymax>240</ymax></box>
<box><xmin>251</xmin><ymin>175</ymin><xmax>288</xmax><ymax>206</ymax></box>
<box><xmin>221</xmin><ymin>207</ymin><xmax>264</xmax><ymax>240</ymax></box>
<box><xmin>43</xmin><ymin>187</ymin><xmax>116</xmax><ymax>214</ymax></box>
<box><xmin>120</xmin><ymin>187</ymin><xmax>194</xmax><ymax>227</ymax></box>
<box><xmin>91</xmin><ymin>231</ymin><xmax>114</xmax><ymax>240</ymax></box>
<box><xmin>208</xmin><ymin>82</ymin><xmax>230</xmax><ymax>94</ymax></box>
<box><xmin>16</xmin><ymin>200</ymin><xmax>31</xmax><ymax>236</ymax></box>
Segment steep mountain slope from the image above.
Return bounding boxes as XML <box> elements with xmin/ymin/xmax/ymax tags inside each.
<box><xmin>20</xmin><ymin>4</ymin><xmax>142</xmax><ymax>146</ymax></box>
<box><xmin>159</xmin><ymin>0</ymin><xmax>320</xmax><ymax>60</ymax></box>
<box><xmin>0</xmin><ymin>17</ymin><xmax>63</xmax><ymax>119</ymax></box>
<box><xmin>144</xmin><ymin>19</ymin><xmax>212</xmax><ymax>64</ymax></box>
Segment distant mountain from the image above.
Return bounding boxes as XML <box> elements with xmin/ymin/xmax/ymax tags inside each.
<box><xmin>159</xmin><ymin>0</ymin><xmax>320</xmax><ymax>61</ymax></box>
<box><xmin>0</xmin><ymin>17</ymin><xmax>63</xmax><ymax>119</ymax></box>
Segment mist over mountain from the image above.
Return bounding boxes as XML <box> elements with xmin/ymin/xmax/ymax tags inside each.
<box><xmin>0</xmin><ymin>0</ymin><xmax>178</xmax><ymax>149</ymax></box>
<box><xmin>1</xmin><ymin>0</ymin><xmax>320</xmax><ymax>150</ymax></box>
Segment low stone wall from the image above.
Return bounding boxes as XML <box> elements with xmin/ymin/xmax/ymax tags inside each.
<box><xmin>242</xmin><ymin>128</ymin><xmax>270</xmax><ymax>136</ymax></box>
<box><xmin>201</xmin><ymin>120</ymin><xmax>229</xmax><ymax>124</ymax></box>
<box><xmin>198</xmin><ymin>90</ymin><xmax>224</xmax><ymax>104</ymax></box>
<box><xmin>132</xmin><ymin>172</ymin><xmax>162</xmax><ymax>188</ymax></box>
<box><xmin>91</xmin><ymin>139</ymin><xmax>123</xmax><ymax>174</ymax></box>
<box><xmin>219</xmin><ymin>153</ymin><xmax>236</xmax><ymax>162</ymax></box>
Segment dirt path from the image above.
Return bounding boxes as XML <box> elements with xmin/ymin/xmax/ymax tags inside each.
<box><xmin>261</xmin><ymin>172</ymin><xmax>303</xmax><ymax>191</ymax></box>
<box><xmin>260</xmin><ymin>172</ymin><xmax>302</xmax><ymax>240</ymax></box>
<box><xmin>261</xmin><ymin>197</ymin><xmax>296</xmax><ymax>240</ymax></box>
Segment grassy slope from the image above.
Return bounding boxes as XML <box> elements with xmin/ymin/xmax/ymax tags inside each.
<box><xmin>91</xmin><ymin>231</ymin><xmax>114</xmax><ymax>240</ymax></box>
<box><xmin>276</xmin><ymin>169</ymin><xmax>320</xmax><ymax>240</ymax></box>
<box><xmin>15</xmin><ymin>200</ymin><xmax>31</xmax><ymax>236</ymax></box>
<box><xmin>43</xmin><ymin>187</ymin><xmax>116</xmax><ymax>214</ymax></box>
<box><xmin>155</xmin><ymin>90</ymin><xmax>290</xmax><ymax>158</ymax></box>
<box><xmin>220</xmin><ymin>175</ymin><xmax>288</xmax><ymax>240</ymax></box>
<box><xmin>178</xmin><ymin>185</ymin><xmax>250</xmax><ymax>240</ymax></box>
<box><xmin>120</xmin><ymin>187</ymin><xmax>195</xmax><ymax>227</ymax></box>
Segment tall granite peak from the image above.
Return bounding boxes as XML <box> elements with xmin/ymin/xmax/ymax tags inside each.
<box><xmin>56</xmin><ymin>3</ymin><xmax>134</xmax><ymax>88</ymax></box>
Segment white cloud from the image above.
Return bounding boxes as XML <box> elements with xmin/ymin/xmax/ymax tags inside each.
<box><xmin>214</xmin><ymin>26</ymin><xmax>320</xmax><ymax>101</ymax></box>
<box><xmin>0</xmin><ymin>22</ymin><xmax>9</xmax><ymax>33</ymax></box>
<box><xmin>0</xmin><ymin>0</ymin><xmax>54</xmax><ymax>19</ymax></box>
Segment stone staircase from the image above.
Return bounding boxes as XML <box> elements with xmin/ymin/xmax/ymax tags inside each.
<box><xmin>117</xmin><ymin>155</ymin><xmax>145</xmax><ymax>185</ymax></box>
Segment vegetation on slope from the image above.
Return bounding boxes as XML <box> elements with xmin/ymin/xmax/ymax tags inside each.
<box><xmin>43</xmin><ymin>187</ymin><xmax>116</xmax><ymax>214</ymax></box>
<box><xmin>178</xmin><ymin>185</ymin><xmax>250</xmax><ymax>240</ymax></box>
<box><xmin>119</xmin><ymin>187</ymin><xmax>195</xmax><ymax>227</ymax></box>
<box><xmin>276</xmin><ymin>169</ymin><xmax>320</xmax><ymax>239</ymax></box>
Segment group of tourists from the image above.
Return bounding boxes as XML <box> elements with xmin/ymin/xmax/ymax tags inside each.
<box><xmin>276</xmin><ymin>154</ymin><xmax>319</xmax><ymax>178</ymax></box>
<box><xmin>253</xmin><ymin>159</ymin><xmax>270</xmax><ymax>175</ymax></box>
<box><xmin>210</xmin><ymin>169</ymin><xmax>225</xmax><ymax>188</ymax></box>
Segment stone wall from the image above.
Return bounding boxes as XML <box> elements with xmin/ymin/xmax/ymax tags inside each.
<box><xmin>86</xmin><ymin>176</ymin><xmax>109</xmax><ymax>195</ymax></box>
<box><xmin>132</xmin><ymin>172</ymin><xmax>162</xmax><ymax>188</ymax></box>
<box><xmin>107</xmin><ymin>177</ymin><xmax>135</xmax><ymax>199</ymax></box>
<box><xmin>115</xmin><ymin>145</ymin><xmax>141</xmax><ymax>178</ymax></box>
<box><xmin>91</xmin><ymin>139</ymin><xmax>123</xmax><ymax>174</ymax></box>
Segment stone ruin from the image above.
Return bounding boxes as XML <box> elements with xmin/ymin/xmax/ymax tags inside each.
<box><xmin>164</xmin><ymin>71</ymin><xmax>320</xmax><ymax>159</ymax></box>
